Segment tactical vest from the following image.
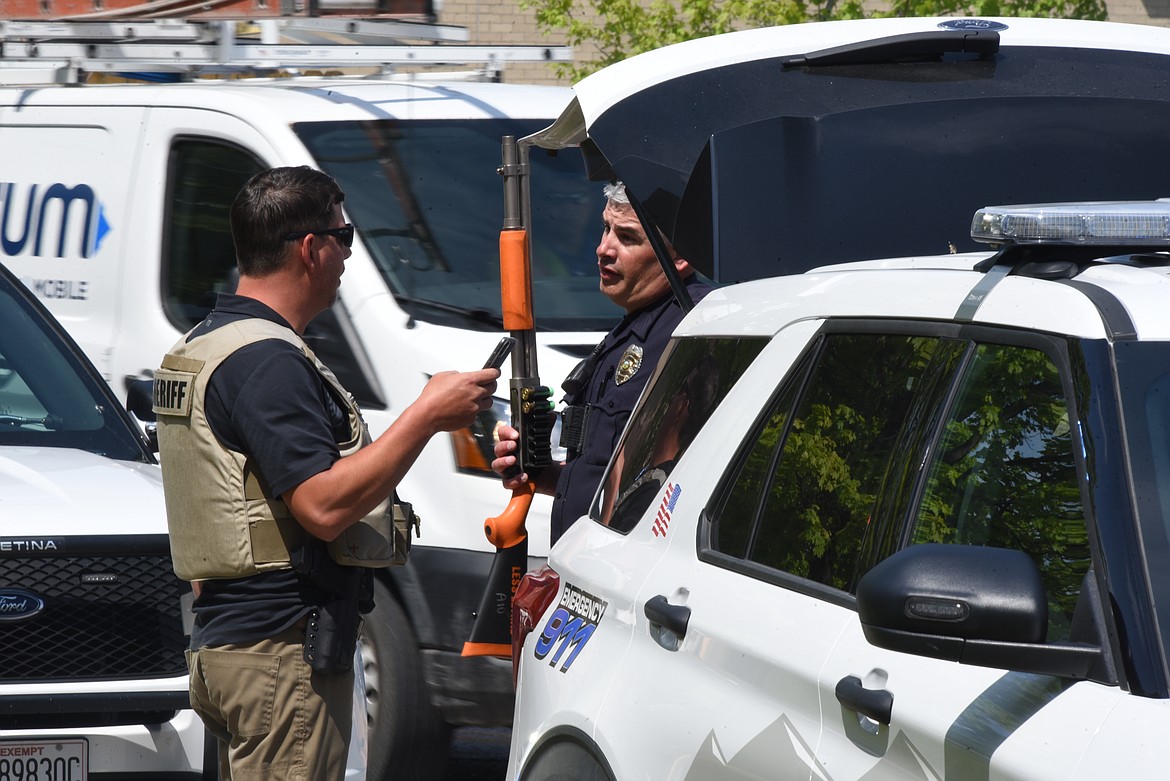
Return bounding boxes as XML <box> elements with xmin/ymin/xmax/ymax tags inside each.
<box><xmin>153</xmin><ymin>318</ymin><xmax>412</xmax><ymax>581</ymax></box>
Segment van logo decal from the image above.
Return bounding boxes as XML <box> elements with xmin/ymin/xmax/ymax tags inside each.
<box><xmin>1</xmin><ymin>181</ymin><xmax>112</xmax><ymax>259</ymax></box>
<box><xmin>0</xmin><ymin>589</ymin><xmax>46</xmax><ymax>622</ymax></box>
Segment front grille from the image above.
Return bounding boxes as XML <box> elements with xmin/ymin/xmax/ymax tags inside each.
<box><xmin>0</xmin><ymin>547</ymin><xmax>189</xmax><ymax>681</ymax></box>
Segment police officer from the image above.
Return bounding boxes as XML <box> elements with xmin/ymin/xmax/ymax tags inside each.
<box><xmin>492</xmin><ymin>181</ymin><xmax>711</xmax><ymax>543</ymax></box>
<box><xmin>152</xmin><ymin>166</ymin><xmax>497</xmax><ymax>780</ymax></box>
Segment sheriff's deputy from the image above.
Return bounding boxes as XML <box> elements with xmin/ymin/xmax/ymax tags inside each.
<box><xmin>152</xmin><ymin>166</ymin><xmax>498</xmax><ymax>780</ymax></box>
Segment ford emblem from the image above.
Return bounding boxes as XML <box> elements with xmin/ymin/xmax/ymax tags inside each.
<box><xmin>0</xmin><ymin>589</ymin><xmax>46</xmax><ymax>621</ymax></box>
<box><xmin>938</xmin><ymin>19</ymin><xmax>1009</xmax><ymax>31</ymax></box>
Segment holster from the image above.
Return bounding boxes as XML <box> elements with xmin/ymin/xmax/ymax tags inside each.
<box><xmin>292</xmin><ymin>542</ymin><xmax>374</xmax><ymax>674</ymax></box>
<box><xmin>304</xmin><ymin>597</ymin><xmax>362</xmax><ymax>674</ymax></box>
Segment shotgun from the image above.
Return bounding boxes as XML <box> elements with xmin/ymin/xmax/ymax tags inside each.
<box><xmin>462</xmin><ymin>135</ymin><xmax>553</xmax><ymax>658</ymax></box>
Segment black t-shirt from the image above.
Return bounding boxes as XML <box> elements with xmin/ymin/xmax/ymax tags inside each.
<box><xmin>187</xmin><ymin>294</ymin><xmax>351</xmax><ymax>647</ymax></box>
<box><xmin>550</xmin><ymin>276</ymin><xmax>711</xmax><ymax>542</ymax></box>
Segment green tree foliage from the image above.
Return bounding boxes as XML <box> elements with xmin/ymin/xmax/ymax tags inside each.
<box><xmin>525</xmin><ymin>0</ymin><xmax>1108</xmax><ymax>80</ymax></box>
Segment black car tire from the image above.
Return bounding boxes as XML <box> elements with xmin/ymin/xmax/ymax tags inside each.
<box><xmin>361</xmin><ymin>578</ymin><xmax>451</xmax><ymax>781</ymax></box>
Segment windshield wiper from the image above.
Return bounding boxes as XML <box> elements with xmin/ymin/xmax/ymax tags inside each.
<box><xmin>0</xmin><ymin>414</ymin><xmax>59</xmax><ymax>429</ymax></box>
<box><xmin>392</xmin><ymin>293</ymin><xmax>504</xmax><ymax>329</ymax></box>
<box><xmin>781</xmin><ymin>29</ymin><xmax>1000</xmax><ymax>68</ymax></box>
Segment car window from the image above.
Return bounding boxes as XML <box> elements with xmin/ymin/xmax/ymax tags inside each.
<box><xmin>0</xmin><ymin>277</ymin><xmax>149</xmax><ymax>461</ymax></box>
<box><xmin>596</xmin><ymin>336</ymin><xmax>766</xmax><ymax>533</ymax></box>
<box><xmin>1101</xmin><ymin>340</ymin><xmax>1170</xmax><ymax>659</ymax></box>
<box><xmin>709</xmin><ymin>326</ymin><xmax>1090</xmax><ymax>629</ymax></box>
<box><xmin>909</xmin><ymin>343</ymin><xmax>1089</xmax><ymax>644</ymax></box>
<box><xmin>713</xmin><ymin>333</ymin><xmax>962</xmax><ymax>591</ymax></box>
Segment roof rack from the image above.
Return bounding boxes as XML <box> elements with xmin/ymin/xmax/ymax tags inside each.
<box><xmin>0</xmin><ymin>18</ymin><xmax>573</xmax><ymax>85</ymax></box>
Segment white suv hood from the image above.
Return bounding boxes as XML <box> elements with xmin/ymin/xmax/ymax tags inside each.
<box><xmin>0</xmin><ymin>448</ymin><xmax>166</xmax><ymax>537</ymax></box>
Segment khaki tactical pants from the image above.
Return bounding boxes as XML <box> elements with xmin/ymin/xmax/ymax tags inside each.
<box><xmin>186</xmin><ymin>624</ymin><xmax>353</xmax><ymax>780</ymax></box>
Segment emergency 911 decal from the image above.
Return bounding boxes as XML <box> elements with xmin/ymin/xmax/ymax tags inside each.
<box><xmin>533</xmin><ymin>583</ymin><xmax>608</xmax><ymax>674</ymax></box>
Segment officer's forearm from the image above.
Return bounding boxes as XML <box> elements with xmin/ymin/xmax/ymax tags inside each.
<box><xmin>283</xmin><ymin>405</ymin><xmax>435</xmax><ymax>540</ymax></box>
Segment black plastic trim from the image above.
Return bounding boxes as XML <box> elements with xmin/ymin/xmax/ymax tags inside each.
<box><xmin>0</xmin><ymin>690</ymin><xmax>188</xmax><ymax>717</ymax></box>
<box><xmin>0</xmin><ymin>534</ymin><xmax>171</xmax><ymax>557</ymax></box>
<box><xmin>1058</xmin><ymin>279</ymin><xmax>1138</xmax><ymax>342</ymax></box>
<box><xmin>518</xmin><ymin>725</ymin><xmax>617</xmax><ymax>781</ymax></box>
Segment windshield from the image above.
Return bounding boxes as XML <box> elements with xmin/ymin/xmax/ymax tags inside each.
<box><xmin>1115</xmin><ymin>340</ymin><xmax>1170</xmax><ymax>669</ymax></box>
<box><xmin>295</xmin><ymin>119</ymin><xmax>619</xmax><ymax>332</ymax></box>
<box><xmin>0</xmin><ymin>273</ymin><xmax>151</xmax><ymax>461</ymax></box>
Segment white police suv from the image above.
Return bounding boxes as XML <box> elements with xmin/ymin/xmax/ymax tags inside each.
<box><xmin>0</xmin><ymin>260</ymin><xmax>203</xmax><ymax>777</ymax></box>
<box><xmin>510</xmin><ymin>197</ymin><xmax>1170</xmax><ymax>780</ymax></box>
<box><xmin>504</xmin><ymin>16</ymin><xmax>1170</xmax><ymax>781</ymax></box>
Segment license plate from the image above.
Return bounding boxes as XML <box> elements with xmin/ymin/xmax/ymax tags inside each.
<box><xmin>0</xmin><ymin>740</ymin><xmax>87</xmax><ymax>781</ymax></box>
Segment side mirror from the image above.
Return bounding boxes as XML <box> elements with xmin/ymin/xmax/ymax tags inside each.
<box><xmin>125</xmin><ymin>378</ymin><xmax>156</xmax><ymax>423</ymax></box>
<box><xmin>125</xmin><ymin>378</ymin><xmax>158</xmax><ymax>453</ymax></box>
<box><xmin>856</xmin><ymin>544</ymin><xmax>1101</xmax><ymax>680</ymax></box>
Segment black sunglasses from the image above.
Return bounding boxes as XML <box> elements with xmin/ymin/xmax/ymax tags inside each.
<box><xmin>285</xmin><ymin>223</ymin><xmax>355</xmax><ymax>248</ymax></box>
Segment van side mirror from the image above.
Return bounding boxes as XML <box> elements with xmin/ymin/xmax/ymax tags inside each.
<box><xmin>856</xmin><ymin>544</ymin><xmax>1102</xmax><ymax>680</ymax></box>
<box><xmin>126</xmin><ymin>379</ymin><xmax>156</xmax><ymax>423</ymax></box>
<box><xmin>125</xmin><ymin>378</ymin><xmax>159</xmax><ymax>453</ymax></box>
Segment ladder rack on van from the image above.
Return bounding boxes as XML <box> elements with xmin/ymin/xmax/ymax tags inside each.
<box><xmin>0</xmin><ymin>18</ymin><xmax>572</xmax><ymax>85</ymax></box>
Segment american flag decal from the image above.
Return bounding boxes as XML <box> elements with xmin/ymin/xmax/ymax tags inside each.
<box><xmin>652</xmin><ymin>483</ymin><xmax>682</xmax><ymax>538</ymax></box>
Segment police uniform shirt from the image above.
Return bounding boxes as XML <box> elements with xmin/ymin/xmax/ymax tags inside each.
<box><xmin>188</xmin><ymin>294</ymin><xmax>351</xmax><ymax>648</ymax></box>
<box><xmin>551</xmin><ymin>275</ymin><xmax>711</xmax><ymax>542</ymax></box>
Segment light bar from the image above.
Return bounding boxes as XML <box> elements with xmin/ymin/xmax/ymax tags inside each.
<box><xmin>971</xmin><ymin>199</ymin><xmax>1170</xmax><ymax>246</ymax></box>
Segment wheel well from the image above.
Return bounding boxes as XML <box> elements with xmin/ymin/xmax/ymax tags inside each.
<box><xmin>519</xmin><ymin>727</ymin><xmax>616</xmax><ymax>781</ymax></box>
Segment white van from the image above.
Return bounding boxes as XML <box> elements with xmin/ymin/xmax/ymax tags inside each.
<box><xmin>0</xmin><ymin>38</ymin><xmax>611</xmax><ymax>779</ymax></box>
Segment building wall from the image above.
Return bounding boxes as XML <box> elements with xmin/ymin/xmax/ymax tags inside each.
<box><xmin>437</xmin><ymin>0</ymin><xmax>1170</xmax><ymax>85</ymax></box>
<box><xmin>434</xmin><ymin>0</ymin><xmax>579</xmax><ymax>84</ymax></box>
<box><xmin>2</xmin><ymin>0</ymin><xmax>1165</xmax><ymax>84</ymax></box>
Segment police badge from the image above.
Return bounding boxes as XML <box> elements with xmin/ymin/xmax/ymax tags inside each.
<box><xmin>614</xmin><ymin>344</ymin><xmax>644</xmax><ymax>385</ymax></box>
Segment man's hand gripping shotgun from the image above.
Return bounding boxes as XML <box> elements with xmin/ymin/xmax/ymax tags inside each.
<box><xmin>462</xmin><ymin>135</ymin><xmax>554</xmax><ymax>658</ymax></box>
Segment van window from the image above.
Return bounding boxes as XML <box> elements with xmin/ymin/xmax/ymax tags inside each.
<box><xmin>295</xmin><ymin>119</ymin><xmax>618</xmax><ymax>332</ymax></box>
<box><xmin>596</xmin><ymin>336</ymin><xmax>765</xmax><ymax>533</ymax></box>
<box><xmin>161</xmin><ymin>139</ymin><xmax>385</xmax><ymax>409</ymax></box>
<box><xmin>162</xmin><ymin>139</ymin><xmax>264</xmax><ymax>329</ymax></box>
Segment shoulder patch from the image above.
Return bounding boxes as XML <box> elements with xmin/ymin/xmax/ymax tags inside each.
<box><xmin>614</xmin><ymin>344</ymin><xmax>644</xmax><ymax>386</ymax></box>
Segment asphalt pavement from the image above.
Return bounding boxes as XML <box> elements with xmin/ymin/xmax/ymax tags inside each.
<box><xmin>443</xmin><ymin>727</ymin><xmax>510</xmax><ymax>780</ymax></box>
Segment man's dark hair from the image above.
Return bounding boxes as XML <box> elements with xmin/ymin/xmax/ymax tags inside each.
<box><xmin>230</xmin><ymin>166</ymin><xmax>345</xmax><ymax>277</ymax></box>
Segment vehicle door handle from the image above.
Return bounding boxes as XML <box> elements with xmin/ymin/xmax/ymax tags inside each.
<box><xmin>644</xmin><ymin>594</ymin><xmax>690</xmax><ymax>639</ymax></box>
<box><xmin>835</xmin><ymin>675</ymin><xmax>893</xmax><ymax>725</ymax></box>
